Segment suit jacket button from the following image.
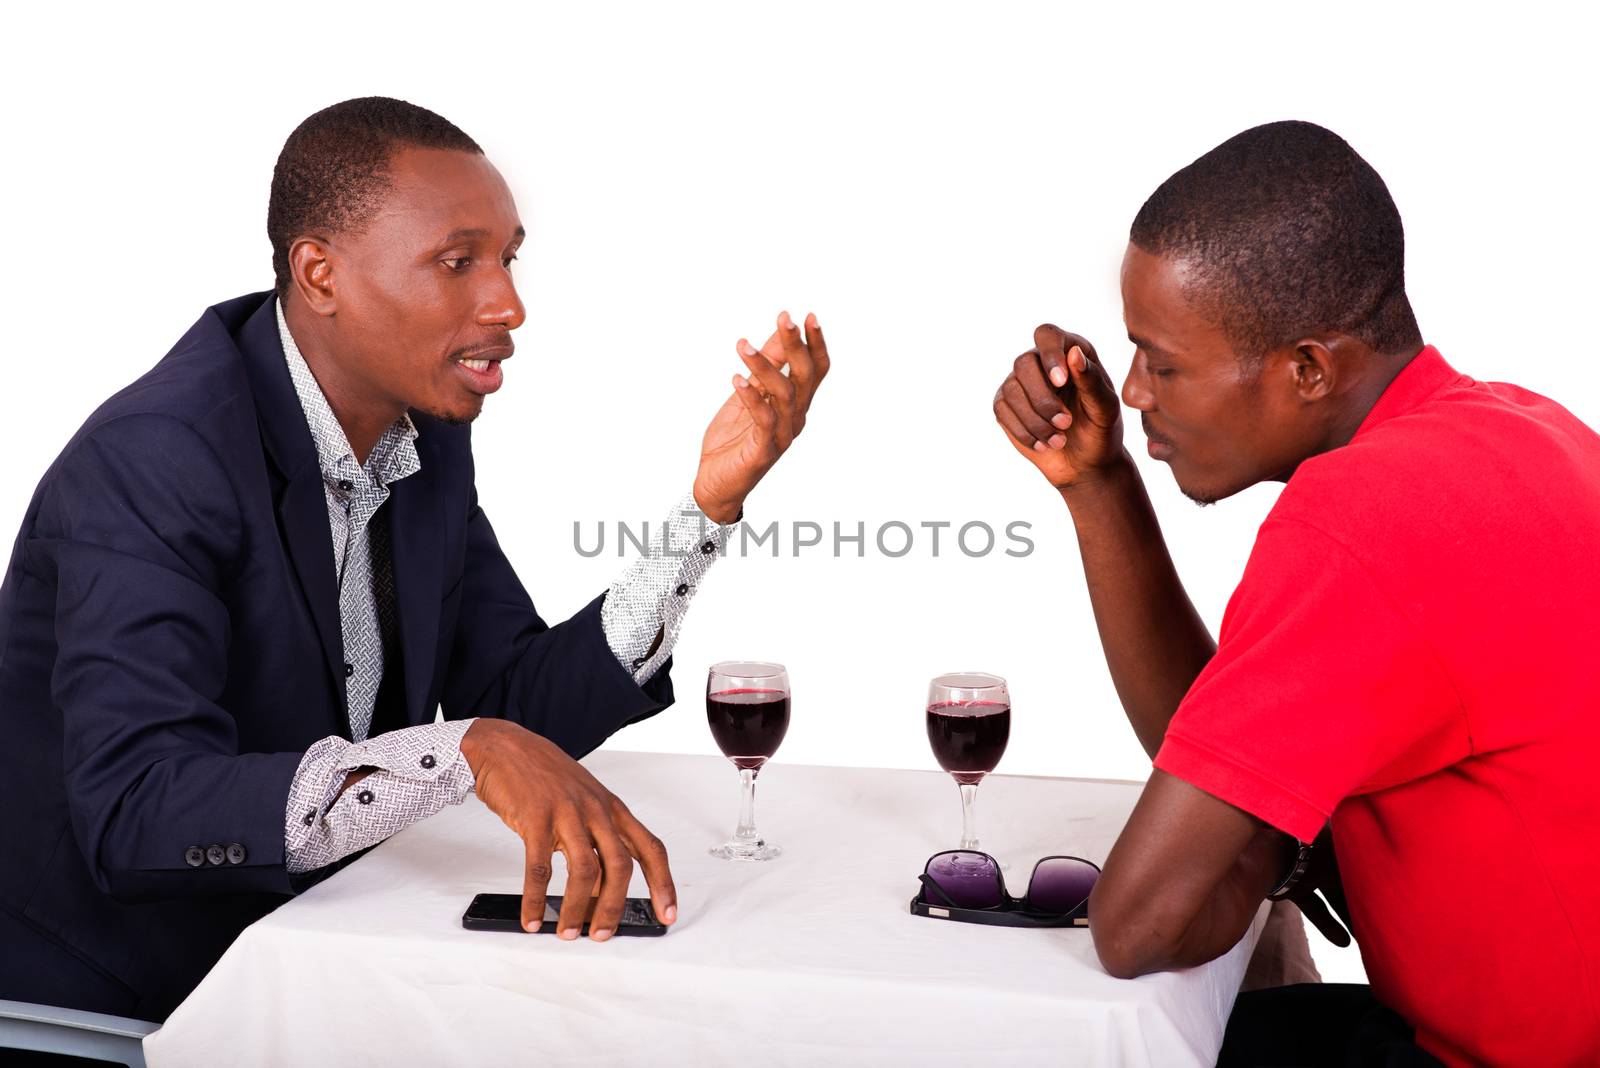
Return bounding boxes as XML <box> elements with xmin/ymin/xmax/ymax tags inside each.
<box><xmin>226</xmin><ymin>843</ymin><xmax>247</xmax><ymax>866</ymax></box>
<box><xmin>205</xmin><ymin>844</ymin><xmax>226</xmax><ymax>867</ymax></box>
<box><xmin>184</xmin><ymin>846</ymin><xmax>205</xmax><ymax>868</ymax></box>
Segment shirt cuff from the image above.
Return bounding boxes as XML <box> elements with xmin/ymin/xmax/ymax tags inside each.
<box><xmin>600</xmin><ymin>489</ymin><xmax>738</xmax><ymax>684</ymax></box>
<box><xmin>284</xmin><ymin>718</ymin><xmax>477</xmax><ymax>875</ymax></box>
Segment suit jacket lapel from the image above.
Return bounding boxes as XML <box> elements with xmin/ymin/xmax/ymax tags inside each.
<box><xmin>387</xmin><ymin>435</ymin><xmax>443</xmax><ymax>726</ymax></box>
<box><xmin>234</xmin><ymin>295</ymin><xmax>348</xmax><ymax>715</ymax></box>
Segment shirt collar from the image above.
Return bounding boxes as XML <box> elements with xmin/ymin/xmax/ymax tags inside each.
<box><xmin>1351</xmin><ymin>345</ymin><xmax>1466</xmax><ymax>439</ymax></box>
<box><xmin>274</xmin><ymin>299</ymin><xmax>420</xmax><ymax>489</ymax></box>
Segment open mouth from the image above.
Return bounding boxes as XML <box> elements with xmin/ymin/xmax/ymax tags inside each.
<box><xmin>452</xmin><ymin>347</ymin><xmax>512</xmax><ymax>395</ymax></box>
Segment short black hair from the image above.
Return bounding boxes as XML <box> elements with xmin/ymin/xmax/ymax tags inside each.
<box><xmin>1130</xmin><ymin>120</ymin><xmax>1421</xmax><ymax>361</ymax></box>
<box><xmin>267</xmin><ymin>96</ymin><xmax>482</xmax><ymax>294</ymax></box>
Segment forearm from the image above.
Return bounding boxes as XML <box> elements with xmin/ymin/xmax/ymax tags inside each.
<box><xmin>1099</xmin><ymin>825</ymin><xmax>1290</xmax><ymax>978</ymax></box>
<box><xmin>1061</xmin><ymin>451</ymin><xmax>1215</xmax><ymax>757</ymax></box>
<box><xmin>285</xmin><ymin>720</ymin><xmax>477</xmax><ymax>875</ymax></box>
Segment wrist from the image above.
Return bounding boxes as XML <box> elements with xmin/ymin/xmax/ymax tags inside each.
<box><xmin>692</xmin><ymin>484</ymin><xmax>744</xmax><ymax>526</ymax></box>
<box><xmin>460</xmin><ymin>717</ymin><xmax>509</xmax><ymax>775</ymax></box>
<box><xmin>1057</xmin><ymin>449</ymin><xmax>1140</xmax><ymax>509</ymax></box>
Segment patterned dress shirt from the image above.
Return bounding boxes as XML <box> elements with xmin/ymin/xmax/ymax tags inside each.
<box><xmin>276</xmin><ymin>301</ymin><xmax>735</xmax><ymax>874</ymax></box>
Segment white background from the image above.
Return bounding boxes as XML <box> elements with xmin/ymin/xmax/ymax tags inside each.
<box><xmin>5</xmin><ymin>2</ymin><xmax>1596</xmax><ymax>984</ymax></box>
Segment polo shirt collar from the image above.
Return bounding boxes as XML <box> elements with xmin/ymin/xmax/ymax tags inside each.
<box><xmin>1352</xmin><ymin>345</ymin><xmax>1466</xmax><ymax>438</ymax></box>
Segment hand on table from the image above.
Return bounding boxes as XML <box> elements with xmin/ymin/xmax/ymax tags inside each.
<box><xmin>460</xmin><ymin>718</ymin><xmax>676</xmax><ymax>940</ymax></box>
<box><xmin>993</xmin><ymin>324</ymin><xmax>1125</xmax><ymax>490</ymax></box>
<box><xmin>693</xmin><ymin>310</ymin><xmax>831</xmax><ymax>524</ymax></box>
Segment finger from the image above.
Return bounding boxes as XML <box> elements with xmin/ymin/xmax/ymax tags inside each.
<box><xmin>1001</xmin><ymin>376</ymin><xmax>1060</xmax><ymax>450</ymax></box>
<box><xmin>1034</xmin><ymin>323</ymin><xmax>1072</xmax><ymax>389</ymax></box>
<box><xmin>803</xmin><ymin>313</ymin><xmax>831</xmax><ymax>384</ymax></box>
<box><xmin>1063</xmin><ymin>340</ymin><xmax>1120</xmax><ymax>425</ymax></box>
<box><xmin>737</xmin><ymin>341</ymin><xmax>795</xmax><ymax>443</ymax></box>
<box><xmin>555</xmin><ymin>821</ymin><xmax>602</xmax><ymax>940</ymax></box>
<box><xmin>772</xmin><ymin>311</ymin><xmax>818</xmax><ymax>410</ymax></box>
<box><xmin>732</xmin><ymin>373</ymin><xmax>779</xmax><ymax>432</ymax></box>
<box><xmin>994</xmin><ymin>384</ymin><xmax>1043</xmax><ymax>452</ymax></box>
<box><xmin>520</xmin><ymin>825</ymin><xmax>556</xmax><ymax>934</ymax></box>
<box><xmin>586</xmin><ymin>818</ymin><xmax>635</xmax><ymax>942</ymax></box>
<box><xmin>1013</xmin><ymin>349</ymin><xmax>1072</xmax><ymax>431</ymax></box>
<box><xmin>1293</xmin><ymin>891</ymin><xmax>1352</xmax><ymax>948</ymax></box>
<box><xmin>615</xmin><ymin>806</ymin><xmax>677</xmax><ymax>926</ymax></box>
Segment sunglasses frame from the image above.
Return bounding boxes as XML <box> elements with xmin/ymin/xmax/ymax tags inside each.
<box><xmin>908</xmin><ymin>849</ymin><xmax>1100</xmax><ymax>929</ymax></box>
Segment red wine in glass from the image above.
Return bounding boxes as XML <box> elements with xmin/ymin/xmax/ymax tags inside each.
<box><xmin>926</xmin><ymin>673</ymin><xmax>1011</xmax><ymax>857</ymax></box>
<box><xmin>926</xmin><ymin>700</ymin><xmax>1011</xmax><ymax>785</ymax></box>
<box><xmin>707</xmin><ymin>662</ymin><xmax>790</xmax><ymax>861</ymax></box>
<box><xmin>707</xmin><ymin>688</ymin><xmax>791</xmax><ymax>771</ymax></box>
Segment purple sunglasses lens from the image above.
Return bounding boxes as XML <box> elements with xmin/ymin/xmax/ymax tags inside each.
<box><xmin>925</xmin><ymin>851</ymin><xmax>1005</xmax><ymax>909</ymax></box>
<box><xmin>1027</xmin><ymin>857</ymin><xmax>1099</xmax><ymax>915</ymax></box>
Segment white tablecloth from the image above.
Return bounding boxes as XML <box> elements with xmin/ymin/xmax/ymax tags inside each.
<box><xmin>145</xmin><ymin>750</ymin><xmax>1265</xmax><ymax>1067</ymax></box>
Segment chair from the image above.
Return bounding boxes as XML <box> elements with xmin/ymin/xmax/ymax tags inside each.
<box><xmin>0</xmin><ymin>1000</ymin><xmax>158</xmax><ymax>1067</ymax></box>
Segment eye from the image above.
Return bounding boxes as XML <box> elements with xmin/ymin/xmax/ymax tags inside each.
<box><xmin>1151</xmin><ymin>367</ymin><xmax>1175</xmax><ymax>379</ymax></box>
<box><xmin>442</xmin><ymin>256</ymin><xmax>472</xmax><ymax>272</ymax></box>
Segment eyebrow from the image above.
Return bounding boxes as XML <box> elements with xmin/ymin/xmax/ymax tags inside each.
<box><xmin>440</xmin><ymin>225</ymin><xmax>526</xmax><ymax>244</ymax></box>
<box><xmin>1128</xmin><ymin>333</ymin><xmax>1179</xmax><ymax>361</ymax></box>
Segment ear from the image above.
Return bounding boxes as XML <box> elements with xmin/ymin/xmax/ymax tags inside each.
<box><xmin>286</xmin><ymin>236</ymin><xmax>338</xmax><ymax>317</ymax></box>
<box><xmin>1286</xmin><ymin>338</ymin><xmax>1338</xmax><ymax>402</ymax></box>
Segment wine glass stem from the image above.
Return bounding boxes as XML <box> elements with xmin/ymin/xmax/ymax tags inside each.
<box><xmin>958</xmin><ymin>782</ymin><xmax>980</xmax><ymax>851</ymax></box>
<box><xmin>734</xmin><ymin>766</ymin><xmax>762</xmax><ymax>844</ymax></box>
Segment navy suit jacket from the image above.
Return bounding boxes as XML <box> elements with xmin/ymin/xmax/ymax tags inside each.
<box><xmin>0</xmin><ymin>292</ymin><xmax>674</xmax><ymax>1020</ymax></box>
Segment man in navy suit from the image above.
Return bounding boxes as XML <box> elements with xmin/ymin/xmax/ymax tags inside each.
<box><xmin>0</xmin><ymin>97</ymin><xmax>829</xmax><ymax>1021</ymax></box>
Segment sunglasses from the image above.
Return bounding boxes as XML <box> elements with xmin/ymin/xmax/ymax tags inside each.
<box><xmin>910</xmin><ymin>850</ymin><xmax>1101</xmax><ymax>929</ymax></box>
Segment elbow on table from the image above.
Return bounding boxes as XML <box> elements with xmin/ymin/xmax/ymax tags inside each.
<box><xmin>1088</xmin><ymin>885</ymin><xmax>1173</xmax><ymax>980</ymax></box>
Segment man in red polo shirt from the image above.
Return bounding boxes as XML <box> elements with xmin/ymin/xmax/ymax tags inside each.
<box><xmin>993</xmin><ymin>120</ymin><xmax>1600</xmax><ymax>1066</ymax></box>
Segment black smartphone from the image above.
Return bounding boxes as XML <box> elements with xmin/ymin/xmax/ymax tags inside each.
<box><xmin>461</xmin><ymin>893</ymin><xmax>668</xmax><ymax>936</ymax></box>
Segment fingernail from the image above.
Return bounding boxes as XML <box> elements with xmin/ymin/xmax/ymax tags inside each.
<box><xmin>1050</xmin><ymin>367</ymin><xmax>1067</xmax><ymax>387</ymax></box>
<box><xmin>1051</xmin><ymin>414</ymin><xmax>1070</xmax><ymax>429</ymax></box>
<box><xmin>734</xmin><ymin>375</ymin><xmax>749</xmax><ymax>389</ymax></box>
<box><xmin>560</xmin><ymin>927</ymin><xmax>579</xmax><ymax>941</ymax></box>
<box><xmin>525</xmin><ymin>921</ymin><xmax>538</xmax><ymax>933</ymax></box>
<box><xmin>780</xmin><ymin>311</ymin><xmax>794</xmax><ymax>329</ymax></box>
<box><xmin>663</xmin><ymin>904</ymin><xmax>677</xmax><ymax>923</ymax></box>
<box><xmin>1032</xmin><ymin>440</ymin><xmax>1047</xmax><ymax>452</ymax></box>
<box><xmin>1048</xmin><ymin>433</ymin><xmax>1067</xmax><ymax>449</ymax></box>
<box><xmin>591</xmin><ymin>928</ymin><xmax>614</xmax><ymax>942</ymax></box>
<box><xmin>1070</xmin><ymin>346</ymin><xmax>1084</xmax><ymax>370</ymax></box>
<box><xmin>739</xmin><ymin>340</ymin><xmax>756</xmax><ymax>356</ymax></box>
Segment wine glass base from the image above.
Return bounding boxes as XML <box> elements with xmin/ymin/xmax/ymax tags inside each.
<box><xmin>709</xmin><ymin>840</ymin><xmax>782</xmax><ymax>862</ymax></box>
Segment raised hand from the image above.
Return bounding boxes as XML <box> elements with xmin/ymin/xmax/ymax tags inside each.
<box><xmin>693</xmin><ymin>310</ymin><xmax>831</xmax><ymax>524</ymax></box>
<box><xmin>993</xmin><ymin>324</ymin><xmax>1124</xmax><ymax>489</ymax></box>
<box><xmin>460</xmin><ymin>719</ymin><xmax>676</xmax><ymax>941</ymax></box>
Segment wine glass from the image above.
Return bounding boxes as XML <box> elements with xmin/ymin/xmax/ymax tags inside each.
<box><xmin>926</xmin><ymin>672</ymin><xmax>1011</xmax><ymax>861</ymax></box>
<box><xmin>707</xmin><ymin>661</ymin><xmax>790</xmax><ymax>861</ymax></box>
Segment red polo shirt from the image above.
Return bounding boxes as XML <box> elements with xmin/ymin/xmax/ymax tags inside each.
<box><xmin>1155</xmin><ymin>347</ymin><xmax>1600</xmax><ymax>1066</ymax></box>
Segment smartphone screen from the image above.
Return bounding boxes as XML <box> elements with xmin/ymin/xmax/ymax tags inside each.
<box><xmin>461</xmin><ymin>893</ymin><xmax>667</xmax><ymax>936</ymax></box>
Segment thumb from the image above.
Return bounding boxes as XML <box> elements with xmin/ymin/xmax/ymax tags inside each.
<box><xmin>1065</xmin><ymin>344</ymin><xmax>1120</xmax><ymax>425</ymax></box>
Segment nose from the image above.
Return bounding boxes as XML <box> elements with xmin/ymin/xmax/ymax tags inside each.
<box><xmin>476</xmin><ymin>265</ymin><xmax>526</xmax><ymax>332</ymax></box>
<box><xmin>1121</xmin><ymin>351</ymin><xmax>1155</xmax><ymax>412</ymax></box>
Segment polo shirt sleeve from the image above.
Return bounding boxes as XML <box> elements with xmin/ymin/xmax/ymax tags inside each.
<box><xmin>1154</xmin><ymin>517</ymin><xmax>1470</xmax><ymax>843</ymax></box>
